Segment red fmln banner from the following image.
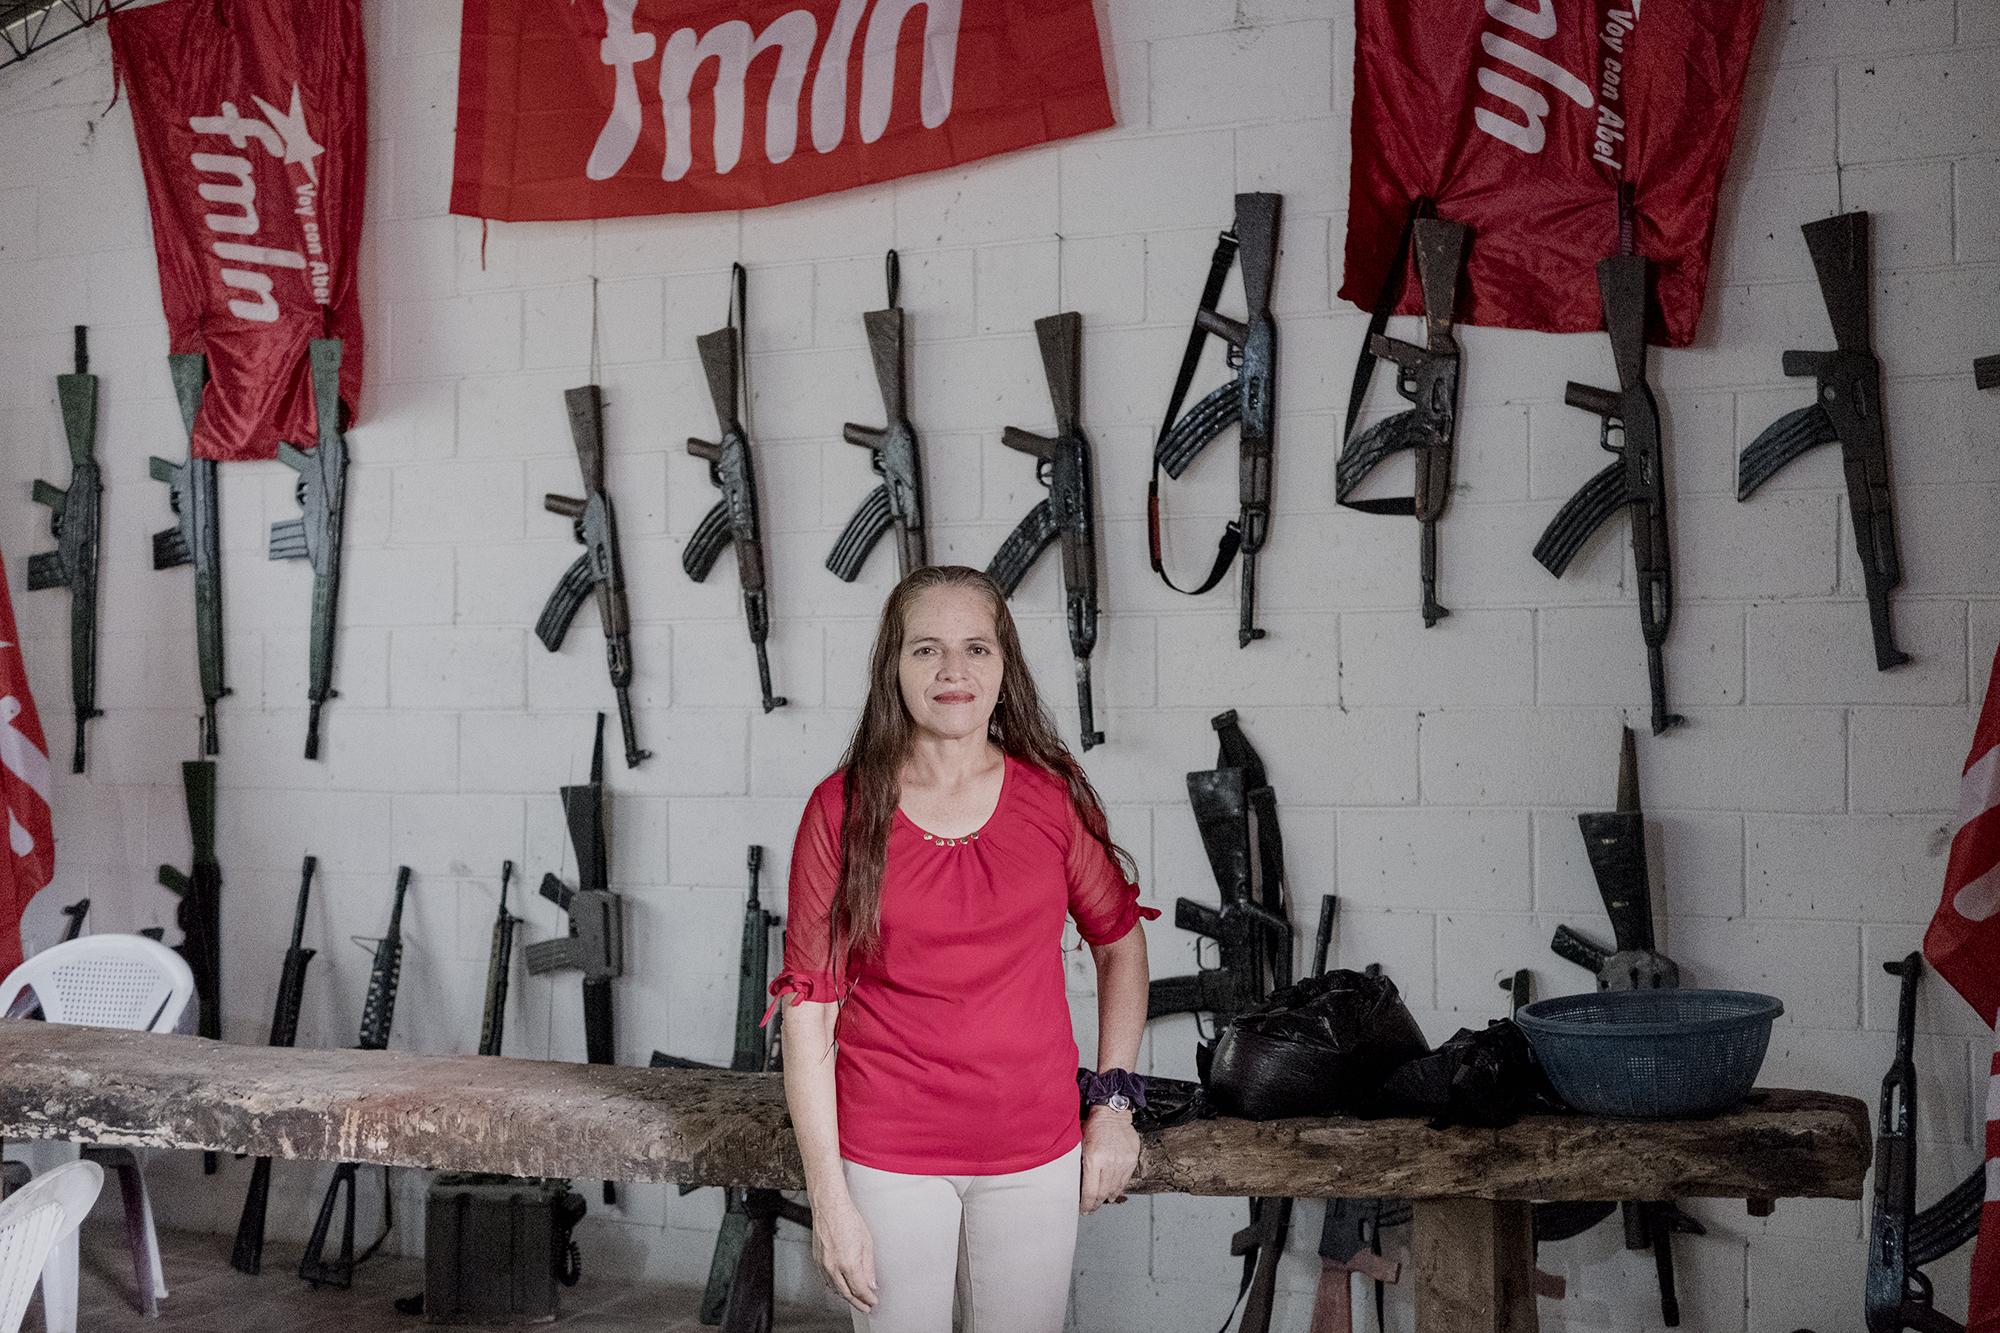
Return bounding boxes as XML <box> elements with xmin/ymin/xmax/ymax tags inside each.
<box><xmin>0</xmin><ymin>551</ymin><xmax>54</xmax><ymax>980</ymax></box>
<box><xmin>1341</xmin><ymin>0</ymin><xmax>1765</xmax><ymax>346</ymax></box>
<box><xmin>451</xmin><ymin>0</ymin><xmax>1115</xmax><ymax>221</ymax></box>
<box><xmin>110</xmin><ymin>0</ymin><xmax>366</xmax><ymax>462</ymax></box>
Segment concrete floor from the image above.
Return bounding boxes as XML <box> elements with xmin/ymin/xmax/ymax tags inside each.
<box><xmin>54</xmin><ymin>1222</ymin><xmax>852</xmax><ymax>1332</ymax></box>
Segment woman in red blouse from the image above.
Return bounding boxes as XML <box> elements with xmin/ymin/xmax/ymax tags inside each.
<box><xmin>765</xmin><ymin>565</ymin><xmax>1158</xmax><ymax>1332</ymax></box>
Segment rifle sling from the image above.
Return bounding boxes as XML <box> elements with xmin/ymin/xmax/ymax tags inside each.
<box><xmin>1150</xmin><ymin>230</ymin><xmax>1246</xmax><ymax>599</ymax></box>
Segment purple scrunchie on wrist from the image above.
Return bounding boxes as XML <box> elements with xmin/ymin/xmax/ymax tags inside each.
<box><xmin>1077</xmin><ymin>1067</ymin><xmax>1148</xmax><ymax>1108</ymax></box>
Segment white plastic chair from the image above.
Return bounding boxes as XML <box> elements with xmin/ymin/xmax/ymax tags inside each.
<box><xmin>0</xmin><ymin>936</ymin><xmax>195</xmax><ymax>1328</ymax></box>
<box><xmin>0</xmin><ymin>1162</ymin><xmax>101</xmax><ymax>1333</ymax></box>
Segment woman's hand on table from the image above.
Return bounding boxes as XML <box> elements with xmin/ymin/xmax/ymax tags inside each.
<box><xmin>1080</xmin><ymin>1104</ymin><xmax>1140</xmax><ymax>1213</ymax></box>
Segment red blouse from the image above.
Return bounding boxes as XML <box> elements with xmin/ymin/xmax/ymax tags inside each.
<box><xmin>765</xmin><ymin>756</ymin><xmax>1159</xmax><ymax>1175</ymax></box>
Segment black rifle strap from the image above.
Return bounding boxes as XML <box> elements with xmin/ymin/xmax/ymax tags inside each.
<box><xmin>1341</xmin><ymin>196</ymin><xmax>1433</xmax><ymax>444</ymax></box>
<box><xmin>884</xmin><ymin>249</ymin><xmax>900</xmax><ymax>310</ymax></box>
<box><xmin>1149</xmin><ymin>227</ymin><xmax>1244</xmax><ymax>598</ymax></box>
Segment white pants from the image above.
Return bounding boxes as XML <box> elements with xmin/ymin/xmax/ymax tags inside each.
<box><xmin>841</xmin><ymin>1144</ymin><xmax>1082</xmax><ymax>1333</ymax></box>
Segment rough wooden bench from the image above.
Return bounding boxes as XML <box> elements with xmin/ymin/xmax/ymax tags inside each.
<box><xmin>0</xmin><ymin>1021</ymin><xmax>1869</xmax><ymax>1331</ymax></box>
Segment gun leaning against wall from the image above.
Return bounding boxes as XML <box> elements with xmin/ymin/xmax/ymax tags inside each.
<box><xmin>479</xmin><ymin>861</ymin><xmax>521</xmax><ymax>1060</ymax></box>
<box><xmin>300</xmin><ymin>866</ymin><xmax>413</xmax><ymax>1290</ymax></box>
<box><xmin>1547</xmin><ymin>727</ymin><xmax>1701</xmax><ymax>1327</ymax></box>
<box><xmin>1865</xmin><ymin>953</ymin><xmax>1982</xmax><ymax>1333</ymax></box>
<box><xmin>986</xmin><ymin>311</ymin><xmax>1105</xmax><ymax>751</ymax></box>
<box><xmin>231</xmin><ymin>856</ymin><xmax>320</xmax><ymax>1275</ymax></box>
<box><xmin>1149</xmin><ymin>191</ymin><xmax>1281</xmax><ymax>649</ymax></box>
<box><xmin>651</xmin><ymin>847</ymin><xmax>811</xmax><ymax>1331</ymax></box>
<box><xmin>828</xmin><ymin>250</ymin><xmax>928</xmax><ymax>582</ymax></box>
<box><xmin>1533</xmin><ymin>255</ymin><xmax>1683</xmax><ymax>737</ymax></box>
<box><xmin>27</xmin><ymin>325</ymin><xmax>102</xmax><ymax>774</ymax></box>
<box><xmin>1739</xmin><ymin>211</ymin><xmax>1908</xmax><ymax>671</ymax></box>
<box><xmin>1336</xmin><ymin>218</ymin><xmax>1471</xmax><ymax>628</ymax></box>
<box><xmin>685</xmin><ymin>263</ymin><xmax>786</xmax><ymax>713</ymax></box>
<box><xmin>268</xmin><ymin>338</ymin><xmax>351</xmax><ymax>759</ymax></box>
<box><xmin>149</xmin><ymin>353</ymin><xmax>228</xmax><ymax>754</ymax></box>
<box><xmin>1146</xmin><ymin>710</ymin><xmax>1293</xmax><ymax>1072</ymax></box>
<box><xmin>538</xmin><ymin>385</ymin><xmax>650</xmax><ymax>768</ymax></box>
<box><xmin>159</xmin><ymin>759</ymin><xmax>222</xmax><ymax>1052</ymax></box>
<box><xmin>526</xmin><ymin>714</ymin><xmax>624</xmax><ymax>1206</ymax></box>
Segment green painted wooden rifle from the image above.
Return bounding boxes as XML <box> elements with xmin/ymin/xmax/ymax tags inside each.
<box><xmin>27</xmin><ymin>325</ymin><xmax>102</xmax><ymax>773</ymax></box>
<box><xmin>1149</xmin><ymin>192</ymin><xmax>1281</xmax><ymax>648</ymax></box>
<box><xmin>1534</xmin><ymin>255</ymin><xmax>1683</xmax><ymax>736</ymax></box>
<box><xmin>268</xmin><ymin>339</ymin><xmax>350</xmax><ymax>758</ymax></box>
<box><xmin>986</xmin><ymin>311</ymin><xmax>1104</xmax><ymax>750</ymax></box>
<box><xmin>1739</xmin><ymin>212</ymin><xmax>1907</xmax><ymax>670</ymax></box>
<box><xmin>828</xmin><ymin>250</ymin><xmax>928</xmax><ymax>582</ymax></box>
<box><xmin>1337</xmin><ymin>218</ymin><xmax>1471</xmax><ymax>627</ymax></box>
<box><xmin>149</xmin><ymin>353</ymin><xmax>228</xmax><ymax>754</ymax></box>
<box><xmin>650</xmin><ymin>846</ymin><xmax>808</xmax><ymax>1331</ymax></box>
<box><xmin>684</xmin><ymin>264</ymin><xmax>786</xmax><ymax>713</ymax></box>
<box><xmin>539</xmin><ymin>386</ymin><xmax>649</xmax><ymax>768</ymax></box>
<box><xmin>526</xmin><ymin>715</ymin><xmax>623</xmax><ymax>1205</ymax></box>
<box><xmin>300</xmin><ymin>865</ymin><xmax>412</xmax><ymax>1289</ymax></box>
<box><xmin>231</xmin><ymin>855</ymin><xmax>319</xmax><ymax>1275</ymax></box>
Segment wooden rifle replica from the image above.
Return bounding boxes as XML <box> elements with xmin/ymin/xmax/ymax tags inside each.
<box><xmin>651</xmin><ymin>847</ymin><xmax>811</xmax><ymax>1332</ymax></box>
<box><xmin>685</xmin><ymin>264</ymin><xmax>786</xmax><ymax>713</ymax></box>
<box><xmin>1546</xmin><ymin>729</ymin><xmax>1703</xmax><ymax>1326</ymax></box>
<box><xmin>1739</xmin><ymin>211</ymin><xmax>1908</xmax><ymax>670</ymax></box>
<box><xmin>1533</xmin><ymin>254</ymin><xmax>1683</xmax><ymax>735</ymax></box>
<box><xmin>159</xmin><ymin>761</ymin><xmax>222</xmax><ymax>1063</ymax></box>
<box><xmin>1337</xmin><ymin>218</ymin><xmax>1471</xmax><ymax>627</ymax></box>
<box><xmin>526</xmin><ymin>714</ymin><xmax>624</xmax><ymax>1206</ymax></box>
<box><xmin>986</xmin><ymin>312</ymin><xmax>1105</xmax><ymax>750</ymax></box>
<box><xmin>1149</xmin><ymin>192</ymin><xmax>1281</xmax><ymax>648</ymax></box>
<box><xmin>27</xmin><ymin>325</ymin><xmax>102</xmax><ymax>773</ymax></box>
<box><xmin>232</xmin><ymin>856</ymin><xmax>319</xmax><ymax>1274</ymax></box>
<box><xmin>149</xmin><ymin>353</ymin><xmax>228</xmax><ymax>754</ymax></box>
<box><xmin>538</xmin><ymin>384</ymin><xmax>650</xmax><ymax>767</ymax></box>
<box><xmin>1144</xmin><ymin>711</ymin><xmax>1293</xmax><ymax>1333</ymax></box>
<box><xmin>300</xmin><ymin>866</ymin><xmax>412</xmax><ymax>1289</ymax></box>
<box><xmin>1864</xmin><ymin>953</ymin><xmax>1982</xmax><ymax>1333</ymax></box>
<box><xmin>828</xmin><ymin>251</ymin><xmax>928</xmax><ymax>582</ymax></box>
<box><xmin>268</xmin><ymin>339</ymin><xmax>351</xmax><ymax>758</ymax></box>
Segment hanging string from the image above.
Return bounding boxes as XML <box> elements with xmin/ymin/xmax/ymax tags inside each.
<box><xmin>588</xmin><ymin>275</ymin><xmax>601</xmax><ymax>385</ymax></box>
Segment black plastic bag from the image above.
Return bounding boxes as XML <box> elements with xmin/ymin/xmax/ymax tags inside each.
<box><xmin>1204</xmin><ymin>969</ymin><xmax>1430</xmax><ymax>1120</ymax></box>
<box><xmin>1377</xmin><ymin>1019</ymin><xmax>1558</xmax><ymax>1128</ymax></box>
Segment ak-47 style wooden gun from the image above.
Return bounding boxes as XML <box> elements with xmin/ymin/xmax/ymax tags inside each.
<box><xmin>1534</xmin><ymin>255</ymin><xmax>1683</xmax><ymax>736</ymax></box>
<box><xmin>1739</xmin><ymin>212</ymin><xmax>1908</xmax><ymax>671</ymax></box>
<box><xmin>232</xmin><ymin>856</ymin><xmax>319</xmax><ymax>1275</ymax></box>
<box><xmin>1149</xmin><ymin>192</ymin><xmax>1281</xmax><ymax>648</ymax></box>
<box><xmin>539</xmin><ymin>384</ymin><xmax>650</xmax><ymax>768</ymax></box>
<box><xmin>685</xmin><ymin>264</ymin><xmax>786</xmax><ymax>714</ymax></box>
<box><xmin>986</xmin><ymin>312</ymin><xmax>1105</xmax><ymax>750</ymax></box>
<box><xmin>1338</xmin><ymin>218</ymin><xmax>1471</xmax><ymax>627</ymax></box>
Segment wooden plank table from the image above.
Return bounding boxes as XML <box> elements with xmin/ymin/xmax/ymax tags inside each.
<box><xmin>0</xmin><ymin>1021</ymin><xmax>1869</xmax><ymax>1331</ymax></box>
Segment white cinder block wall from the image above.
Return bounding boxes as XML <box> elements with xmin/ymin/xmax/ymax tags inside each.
<box><xmin>2</xmin><ymin>1</ymin><xmax>1996</xmax><ymax>1329</ymax></box>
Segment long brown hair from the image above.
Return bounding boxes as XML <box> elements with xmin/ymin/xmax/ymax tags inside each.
<box><xmin>831</xmin><ymin>565</ymin><xmax>1133</xmax><ymax>965</ymax></box>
